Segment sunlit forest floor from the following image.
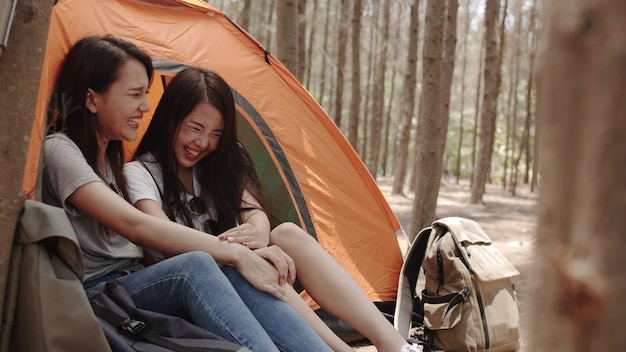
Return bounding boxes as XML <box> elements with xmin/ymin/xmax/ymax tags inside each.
<box><xmin>354</xmin><ymin>176</ymin><xmax>537</xmax><ymax>352</ymax></box>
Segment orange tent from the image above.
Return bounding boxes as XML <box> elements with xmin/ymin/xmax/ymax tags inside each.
<box><xmin>24</xmin><ymin>0</ymin><xmax>405</xmax><ymax>311</ymax></box>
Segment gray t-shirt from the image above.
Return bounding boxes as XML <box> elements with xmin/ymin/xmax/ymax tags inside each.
<box><xmin>41</xmin><ymin>133</ymin><xmax>142</xmax><ymax>282</ymax></box>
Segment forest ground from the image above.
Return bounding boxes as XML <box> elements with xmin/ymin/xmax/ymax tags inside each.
<box><xmin>353</xmin><ymin>176</ymin><xmax>538</xmax><ymax>352</ymax></box>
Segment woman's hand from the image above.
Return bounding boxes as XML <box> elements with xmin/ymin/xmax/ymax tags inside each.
<box><xmin>231</xmin><ymin>244</ymin><xmax>290</xmax><ymax>300</ymax></box>
<box><xmin>218</xmin><ymin>222</ymin><xmax>270</xmax><ymax>249</ymax></box>
<box><xmin>253</xmin><ymin>245</ymin><xmax>296</xmax><ymax>287</ymax></box>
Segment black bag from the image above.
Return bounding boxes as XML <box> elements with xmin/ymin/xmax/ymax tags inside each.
<box><xmin>87</xmin><ymin>280</ymin><xmax>249</xmax><ymax>352</ymax></box>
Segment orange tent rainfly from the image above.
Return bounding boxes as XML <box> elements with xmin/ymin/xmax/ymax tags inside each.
<box><xmin>24</xmin><ymin>0</ymin><xmax>406</xmax><ymax>313</ymax></box>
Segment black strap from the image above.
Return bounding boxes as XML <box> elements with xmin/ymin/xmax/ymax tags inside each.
<box><xmin>89</xmin><ymin>300</ymin><xmax>231</xmax><ymax>352</ymax></box>
<box><xmin>395</xmin><ymin>227</ymin><xmax>432</xmax><ymax>337</ymax></box>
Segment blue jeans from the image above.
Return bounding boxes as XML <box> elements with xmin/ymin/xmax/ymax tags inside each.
<box><xmin>85</xmin><ymin>252</ymin><xmax>332</xmax><ymax>352</ymax></box>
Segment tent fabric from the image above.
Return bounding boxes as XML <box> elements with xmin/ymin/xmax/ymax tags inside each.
<box><xmin>23</xmin><ymin>0</ymin><xmax>405</xmax><ymax>307</ymax></box>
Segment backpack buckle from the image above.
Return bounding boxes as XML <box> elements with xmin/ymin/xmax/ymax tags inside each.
<box><xmin>122</xmin><ymin>318</ymin><xmax>146</xmax><ymax>335</ymax></box>
<box><xmin>460</xmin><ymin>286</ymin><xmax>471</xmax><ymax>302</ymax></box>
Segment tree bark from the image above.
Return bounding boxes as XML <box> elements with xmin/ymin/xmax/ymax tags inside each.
<box><xmin>367</xmin><ymin>0</ymin><xmax>390</xmax><ymax>178</ymax></box>
<box><xmin>304</xmin><ymin>0</ymin><xmax>318</xmax><ymax>89</ymax></box>
<box><xmin>241</xmin><ymin>0</ymin><xmax>252</xmax><ymax>30</ymax></box>
<box><xmin>470</xmin><ymin>34</ymin><xmax>484</xmax><ymax>187</ymax></box>
<box><xmin>391</xmin><ymin>0</ymin><xmax>420</xmax><ymax>195</ymax></box>
<box><xmin>297</xmin><ymin>0</ymin><xmax>307</xmax><ymax>82</ymax></box>
<box><xmin>410</xmin><ymin>0</ymin><xmax>446</xmax><ymax>239</ymax></box>
<box><xmin>276</xmin><ymin>0</ymin><xmax>299</xmax><ymax>76</ymax></box>
<box><xmin>0</xmin><ymin>0</ymin><xmax>52</xmax><ymax>321</ymax></box>
<box><xmin>470</xmin><ymin>0</ymin><xmax>501</xmax><ymax>204</ymax></box>
<box><xmin>454</xmin><ymin>0</ymin><xmax>471</xmax><ymax>184</ymax></box>
<box><xmin>347</xmin><ymin>0</ymin><xmax>362</xmax><ymax>149</ymax></box>
<box><xmin>316</xmin><ymin>0</ymin><xmax>332</xmax><ymax>109</ymax></box>
<box><xmin>333</xmin><ymin>0</ymin><xmax>349</xmax><ymax>127</ymax></box>
<box><xmin>529</xmin><ymin>0</ymin><xmax>539</xmax><ymax>193</ymax></box>
<box><xmin>502</xmin><ymin>0</ymin><xmax>522</xmax><ymax>191</ymax></box>
<box><xmin>531</xmin><ymin>1</ymin><xmax>626</xmax><ymax>350</ymax></box>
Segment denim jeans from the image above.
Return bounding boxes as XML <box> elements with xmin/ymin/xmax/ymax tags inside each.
<box><xmin>85</xmin><ymin>252</ymin><xmax>332</xmax><ymax>352</ymax></box>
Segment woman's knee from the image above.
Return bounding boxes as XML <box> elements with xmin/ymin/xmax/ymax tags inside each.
<box><xmin>270</xmin><ymin>222</ymin><xmax>314</xmax><ymax>245</ymax></box>
<box><xmin>169</xmin><ymin>251</ymin><xmax>220</xmax><ymax>276</ymax></box>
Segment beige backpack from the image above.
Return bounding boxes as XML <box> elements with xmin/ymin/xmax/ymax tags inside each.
<box><xmin>395</xmin><ymin>217</ymin><xmax>520</xmax><ymax>352</ymax></box>
<box><xmin>0</xmin><ymin>200</ymin><xmax>110</xmax><ymax>352</ymax></box>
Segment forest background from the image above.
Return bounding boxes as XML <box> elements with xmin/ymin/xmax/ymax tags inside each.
<box><xmin>1</xmin><ymin>0</ymin><xmax>625</xmax><ymax>351</ymax></box>
<box><xmin>214</xmin><ymin>0</ymin><xmax>540</xmax><ymax>240</ymax></box>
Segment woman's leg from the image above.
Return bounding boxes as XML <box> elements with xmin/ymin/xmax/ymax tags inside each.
<box><xmin>220</xmin><ymin>265</ymin><xmax>334</xmax><ymax>352</ymax></box>
<box><xmin>271</xmin><ymin>223</ymin><xmax>408</xmax><ymax>352</ymax></box>
<box><xmin>283</xmin><ymin>285</ymin><xmax>354</xmax><ymax>352</ymax></box>
<box><xmin>116</xmin><ymin>252</ymin><xmax>278</xmax><ymax>352</ymax></box>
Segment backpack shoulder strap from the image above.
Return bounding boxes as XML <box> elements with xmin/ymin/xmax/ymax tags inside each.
<box><xmin>394</xmin><ymin>226</ymin><xmax>432</xmax><ymax>338</ymax></box>
<box><xmin>89</xmin><ymin>280</ymin><xmax>239</xmax><ymax>352</ymax></box>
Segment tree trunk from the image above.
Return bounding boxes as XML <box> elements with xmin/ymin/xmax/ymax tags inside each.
<box><xmin>297</xmin><ymin>0</ymin><xmax>307</xmax><ymax>82</ymax></box>
<box><xmin>367</xmin><ymin>0</ymin><xmax>391</xmax><ymax>178</ymax></box>
<box><xmin>333</xmin><ymin>0</ymin><xmax>349</xmax><ymax>127</ymax></box>
<box><xmin>391</xmin><ymin>0</ymin><xmax>420</xmax><ymax>195</ymax></box>
<box><xmin>440</xmin><ymin>0</ymin><xmax>458</xmax><ymax>140</ymax></box>
<box><xmin>470</xmin><ymin>0</ymin><xmax>501</xmax><ymax>204</ymax></box>
<box><xmin>241</xmin><ymin>0</ymin><xmax>252</xmax><ymax>30</ymax></box>
<box><xmin>304</xmin><ymin>0</ymin><xmax>318</xmax><ymax>90</ymax></box>
<box><xmin>531</xmin><ymin>1</ymin><xmax>626</xmax><ymax>350</ymax></box>
<box><xmin>259</xmin><ymin>0</ymin><xmax>276</xmax><ymax>53</ymax></box>
<box><xmin>347</xmin><ymin>0</ymin><xmax>362</xmax><ymax>149</ymax></box>
<box><xmin>529</xmin><ymin>0</ymin><xmax>539</xmax><ymax>193</ymax></box>
<box><xmin>317</xmin><ymin>0</ymin><xmax>332</xmax><ymax>109</ymax></box>
<box><xmin>454</xmin><ymin>0</ymin><xmax>471</xmax><ymax>184</ymax></box>
<box><xmin>276</xmin><ymin>0</ymin><xmax>299</xmax><ymax>76</ymax></box>
<box><xmin>360</xmin><ymin>14</ymin><xmax>375</xmax><ymax>159</ymax></box>
<box><xmin>503</xmin><ymin>0</ymin><xmax>523</xmax><ymax>191</ymax></box>
<box><xmin>0</xmin><ymin>0</ymin><xmax>52</xmax><ymax>321</ymax></box>
<box><xmin>410</xmin><ymin>0</ymin><xmax>446</xmax><ymax>239</ymax></box>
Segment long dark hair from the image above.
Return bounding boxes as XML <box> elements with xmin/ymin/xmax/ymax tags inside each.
<box><xmin>47</xmin><ymin>35</ymin><xmax>153</xmax><ymax>199</ymax></box>
<box><xmin>134</xmin><ymin>67</ymin><xmax>274</xmax><ymax>233</ymax></box>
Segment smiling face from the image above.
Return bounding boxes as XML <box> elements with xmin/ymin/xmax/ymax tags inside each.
<box><xmin>173</xmin><ymin>102</ymin><xmax>224</xmax><ymax>173</ymax></box>
<box><xmin>86</xmin><ymin>58</ymin><xmax>150</xmax><ymax>146</ymax></box>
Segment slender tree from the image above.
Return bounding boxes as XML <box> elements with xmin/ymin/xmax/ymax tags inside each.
<box><xmin>441</xmin><ymin>0</ymin><xmax>458</xmax><ymax>139</ymax></box>
<box><xmin>241</xmin><ymin>0</ymin><xmax>252</xmax><ymax>30</ymax></box>
<box><xmin>391</xmin><ymin>0</ymin><xmax>420</xmax><ymax>195</ymax></box>
<box><xmin>411</xmin><ymin>0</ymin><xmax>447</xmax><ymax>238</ymax></box>
<box><xmin>454</xmin><ymin>0</ymin><xmax>471</xmax><ymax>184</ymax></box>
<box><xmin>333</xmin><ymin>0</ymin><xmax>350</xmax><ymax>127</ymax></box>
<box><xmin>316</xmin><ymin>0</ymin><xmax>332</xmax><ymax>109</ymax></box>
<box><xmin>531</xmin><ymin>1</ymin><xmax>626</xmax><ymax>350</ymax></box>
<box><xmin>304</xmin><ymin>0</ymin><xmax>318</xmax><ymax>89</ymax></box>
<box><xmin>360</xmin><ymin>7</ymin><xmax>376</xmax><ymax>159</ymax></box>
<box><xmin>440</xmin><ymin>0</ymin><xmax>458</xmax><ymax>183</ymax></box>
<box><xmin>504</xmin><ymin>0</ymin><xmax>523</xmax><ymax>191</ymax></box>
<box><xmin>347</xmin><ymin>0</ymin><xmax>363</xmax><ymax>149</ymax></box>
<box><xmin>261</xmin><ymin>0</ymin><xmax>276</xmax><ymax>52</ymax></box>
<box><xmin>0</xmin><ymin>0</ymin><xmax>52</xmax><ymax>320</ymax></box>
<box><xmin>367</xmin><ymin>0</ymin><xmax>391</xmax><ymax>178</ymax></box>
<box><xmin>470</xmin><ymin>0</ymin><xmax>501</xmax><ymax>204</ymax></box>
<box><xmin>276</xmin><ymin>0</ymin><xmax>299</xmax><ymax>76</ymax></box>
<box><xmin>470</xmin><ymin>34</ymin><xmax>484</xmax><ymax>187</ymax></box>
<box><xmin>528</xmin><ymin>0</ymin><xmax>540</xmax><ymax>193</ymax></box>
<box><xmin>297</xmin><ymin>0</ymin><xmax>307</xmax><ymax>82</ymax></box>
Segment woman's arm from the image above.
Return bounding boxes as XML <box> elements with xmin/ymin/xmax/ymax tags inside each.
<box><xmin>135</xmin><ymin>195</ymin><xmax>294</xmax><ymax>286</ymax></box>
<box><xmin>68</xmin><ymin>181</ymin><xmax>290</xmax><ymax>300</ymax></box>
<box><xmin>218</xmin><ymin>189</ymin><xmax>271</xmax><ymax>249</ymax></box>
